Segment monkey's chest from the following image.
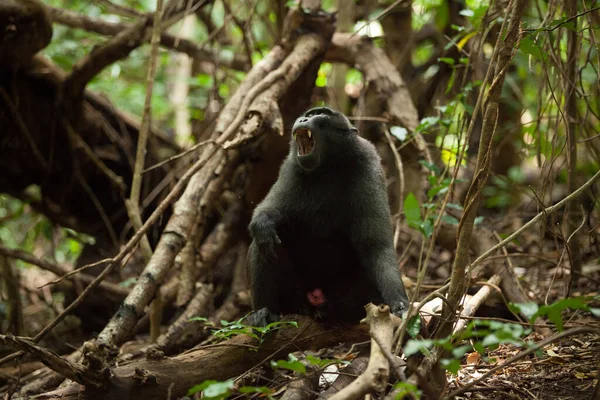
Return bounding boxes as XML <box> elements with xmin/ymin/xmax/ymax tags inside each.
<box><xmin>280</xmin><ymin>226</ymin><xmax>358</xmax><ymax>280</ymax></box>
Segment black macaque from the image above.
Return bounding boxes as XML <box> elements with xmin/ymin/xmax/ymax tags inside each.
<box><xmin>246</xmin><ymin>107</ymin><xmax>409</xmax><ymax>326</ymax></box>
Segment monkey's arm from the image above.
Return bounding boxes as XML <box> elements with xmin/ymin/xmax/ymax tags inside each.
<box><xmin>248</xmin><ymin>179</ymin><xmax>289</xmax><ymax>257</ymax></box>
<box><xmin>352</xmin><ymin>227</ymin><xmax>409</xmax><ymax>315</ymax></box>
<box><xmin>349</xmin><ymin>181</ymin><xmax>410</xmax><ymax>316</ymax></box>
<box><xmin>247</xmin><ymin>171</ymin><xmax>294</xmax><ymax>324</ymax></box>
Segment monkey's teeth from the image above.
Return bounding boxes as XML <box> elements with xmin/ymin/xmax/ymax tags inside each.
<box><xmin>308</xmin><ymin>130</ymin><xmax>312</xmax><ymax>138</ymax></box>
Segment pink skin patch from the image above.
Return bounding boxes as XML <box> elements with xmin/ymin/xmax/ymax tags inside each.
<box><xmin>307</xmin><ymin>288</ymin><xmax>326</xmax><ymax>307</ymax></box>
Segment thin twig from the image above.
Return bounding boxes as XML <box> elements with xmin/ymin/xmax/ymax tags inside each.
<box><xmin>142</xmin><ymin>140</ymin><xmax>218</xmax><ymax>173</ymax></box>
<box><xmin>471</xmin><ymin>168</ymin><xmax>600</xmax><ymax>270</ymax></box>
<box><xmin>130</xmin><ymin>0</ymin><xmax>165</xmax><ymax>208</ymax></box>
<box><xmin>523</xmin><ymin>6</ymin><xmax>600</xmax><ymax>32</ymax></box>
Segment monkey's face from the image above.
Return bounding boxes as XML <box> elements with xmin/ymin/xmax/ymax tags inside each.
<box><xmin>291</xmin><ymin>107</ymin><xmax>358</xmax><ymax>171</ymax></box>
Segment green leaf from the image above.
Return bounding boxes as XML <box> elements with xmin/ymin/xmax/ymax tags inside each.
<box><xmin>403</xmin><ymin>193</ymin><xmax>421</xmax><ymax>226</ymax></box>
<box><xmin>438</xmin><ymin>57</ymin><xmax>455</xmax><ymax>65</ymax></box>
<box><xmin>509</xmin><ymin>302</ymin><xmax>538</xmax><ymax>320</ymax></box>
<box><xmin>520</xmin><ymin>37</ymin><xmax>546</xmax><ymax>61</ymax></box>
<box><xmin>547</xmin><ymin>17</ymin><xmax>576</xmax><ymax>32</ymax></box>
<box><xmin>306</xmin><ymin>354</ymin><xmax>346</xmax><ymax>369</ymax></box>
<box><xmin>451</xmin><ymin>344</ymin><xmax>471</xmax><ymax>359</ymax></box>
<box><xmin>345</xmin><ymin>68</ymin><xmax>363</xmax><ymax>85</ymax></box>
<box><xmin>406</xmin><ymin>315</ymin><xmax>422</xmax><ymax>338</ymax></box>
<box><xmin>416</xmin><ymin>116</ymin><xmax>440</xmax><ymax>133</ymax></box>
<box><xmin>441</xmin><ymin>358</ymin><xmax>461</xmax><ymax>374</ymax></box>
<box><xmin>264</xmin><ymin>320</ymin><xmax>298</xmax><ymax>331</ymax></box>
<box><xmin>404</xmin><ymin>339</ymin><xmax>433</xmax><ymax>357</ymax></box>
<box><xmin>390</xmin><ymin>126</ymin><xmax>408</xmax><ymax>141</ymax></box>
<box><xmin>590</xmin><ymin>308</ymin><xmax>600</xmax><ymax>318</ymax></box>
<box><xmin>188</xmin><ymin>379</ymin><xmax>234</xmax><ymax>398</ymax></box>
<box><xmin>271</xmin><ymin>359</ymin><xmax>306</xmax><ymax>374</ymax></box>
<box><xmin>205</xmin><ymin>379</ymin><xmax>234</xmax><ymax>399</ymax></box>
<box><xmin>196</xmin><ymin>74</ymin><xmax>213</xmax><ymax>87</ymax></box>
<box><xmin>218</xmin><ymin>84</ymin><xmax>230</xmax><ymax>99</ymax></box>
<box><xmin>239</xmin><ymin>386</ymin><xmax>274</xmax><ymax>395</ymax></box>
<box><xmin>446</xmin><ymin>203</ymin><xmax>463</xmax><ymax>210</ymax></box>
<box><xmin>427</xmin><ymin>185</ymin><xmax>444</xmax><ymax>199</ymax></box>
<box><xmin>315</xmin><ymin>76</ymin><xmax>327</xmax><ymax>87</ymax></box>
<box><xmin>435</xmin><ymin>1</ymin><xmax>449</xmax><ymax>30</ymax></box>
<box><xmin>441</xmin><ymin>215</ymin><xmax>459</xmax><ymax>225</ymax></box>
<box><xmin>458</xmin><ymin>9</ymin><xmax>474</xmax><ymax>17</ymax></box>
<box><xmin>393</xmin><ymin>381</ymin><xmax>422</xmax><ymax>399</ymax></box>
<box><xmin>532</xmin><ymin>297</ymin><xmax>590</xmax><ymax>331</ymax></box>
<box><xmin>188</xmin><ymin>316</ymin><xmax>212</xmax><ymax>324</ymax></box>
<box><xmin>421</xmin><ymin>218</ymin><xmax>434</xmax><ymax>238</ymax></box>
<box><xmin>473</xmin><ymin>342</ymin><xmax>485</xmax><ymax>353</ymax></box>
<box><xmin>118</xmin><ymin>277</ymin><xmax>137</xmax><ymax>288</ymax></box>
<box><xmin>418</xmin><ymin>160</ymin><xmax>441</xmax><ymax>175</ymax></box>
<box><xmin>445</xmin><ymin>69</ymin><xmax>456</xmax><ymax>94</ymax></box>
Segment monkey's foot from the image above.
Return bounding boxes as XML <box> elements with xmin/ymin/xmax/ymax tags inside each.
<box><xmin>246</xmin><ymin>307</ymin><xmax>280</xmax><ymax>327</ymax></box>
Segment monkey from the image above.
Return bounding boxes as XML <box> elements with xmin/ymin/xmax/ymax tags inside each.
<box><xmin>246</xmin><ymin>107</ymin><xmax>409</xmax><ymax>326</ymax></box>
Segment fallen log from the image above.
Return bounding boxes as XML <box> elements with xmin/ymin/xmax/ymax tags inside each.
<box><xmin>34</xmin><ymin>316</ymin><xmax>370</xmax><ymax>400</ymax></box>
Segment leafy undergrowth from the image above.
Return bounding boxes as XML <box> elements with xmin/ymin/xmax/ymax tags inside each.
<box><xmin>448</xmin><ymin>326</ymin><xmax>600</xmax><ymax>399</ymax></box>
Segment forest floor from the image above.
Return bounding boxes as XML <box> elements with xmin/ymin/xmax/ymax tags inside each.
<box><xmin>449</xmin><ymin>327</ymin><xmax>599</xmax><ymax>399</ymax></box>
<box><xmin>443</xmin><ymin>272</ymin><xmax>600</xmax><ymax>399</ymax></box>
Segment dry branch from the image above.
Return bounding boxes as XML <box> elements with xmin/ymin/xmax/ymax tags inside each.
<box><xmin>452</xmin><ymin>274</ymin><xmax>502</xmax><ymax>334</ymax></box>
<box><xmin>125</xmin><ymin>0</ymin><xmax>166</xmax><ymax>344</ymax></box>
<box><xmin>0</xmin><ymin>335</ymin><xmax>103</xmax><ymax>389</ymax></box>
<box><xmin>176</xmin><ymin>159</ymin><xmax>245</xmax><ymax>305</ymax></box>
<box><xmin>47</xmin><ymin>6</ymin><xmax>248</xmax><ymax>71</ymax></box>
<box><xmin>322</xmin><ymin>351</ymin><xmax>369</xmax><ymax>397</ymax></box>
<box><xmin>564</xmin><ymin>0</ymin><xmax>582</xmax><ymax>285</ymax></box>
<box><xmin>154</xmin><ymin>193</ymin><xmax>245</xmax><ymax>354</ymax></box>
<box><xmin>63</xmin><ymin>18</ymin><xmax>149</xmax><ymax>99</ymax></box>
<box><xmin>0</xmin><ymin>245</ymin><xmax>127</xmax><ymax>297</ymax></box>
<box><xmin>63</xmin><ymin>0</ymin><xmax>209</xmax><ymax>99</ymax></box>
<box><xmin>329</xmin><ymin>304</ymin><xmax>395</xmax><ymax>400</ymax></box>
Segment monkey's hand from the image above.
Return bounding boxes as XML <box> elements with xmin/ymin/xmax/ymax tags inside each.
<box><xmin>390</xmin><ymin>300</ymin><xmax>409</xmax><ymax>320</ymax></box>
<box><xmin>249</xmin><ymin>213</ymin><xmax>281</xmax><ymax>260</ymax></box>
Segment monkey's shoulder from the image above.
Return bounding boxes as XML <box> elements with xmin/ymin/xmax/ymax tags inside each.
<box><xmin>354</xmin><ymin>136</ymin><xmax>380</xmax><ymax>157</ymax></box>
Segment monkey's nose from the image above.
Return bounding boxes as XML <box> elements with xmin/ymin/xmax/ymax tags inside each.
<box><xmin>297</xmin><ymin>117</ymin><xmax>309</xmax><ymax>124</ymax></box>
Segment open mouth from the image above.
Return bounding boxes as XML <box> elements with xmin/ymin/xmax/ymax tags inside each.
<box><xmin>294</xmin><ymin>128</ymin><xmax>315</xmax><ymax>156</ymax></box>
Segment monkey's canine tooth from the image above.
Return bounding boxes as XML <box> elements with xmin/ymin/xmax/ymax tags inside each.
<box><xmin>308</xmin><ymin>130</ymin><xmax>312</xmax><ymax>138</ymax></box>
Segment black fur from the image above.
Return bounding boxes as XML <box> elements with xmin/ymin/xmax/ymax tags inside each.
<box><xmin>247</xmin><ymin>107</ymin><xmax>409</xmax><ymax>325</ymax></box>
